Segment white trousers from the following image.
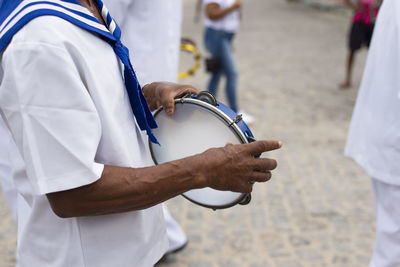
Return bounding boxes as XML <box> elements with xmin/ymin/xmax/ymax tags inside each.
<box><xmin>162</xmin><ymin>204</ymin><xmax>187</xmax><ymax>253</ymax></box>
<box><xmin>370</xmin><ymin>178</ymin><xmax>400</xmax><ymax>267</ymax></box>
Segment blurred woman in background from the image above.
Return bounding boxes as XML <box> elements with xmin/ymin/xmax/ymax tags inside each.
<box><xmin>203</xmin><ymin>0</ymin><xmax>254</xmax><ymax>123</ymax></box>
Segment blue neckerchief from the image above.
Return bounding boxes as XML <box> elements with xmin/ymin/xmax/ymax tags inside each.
<box><xmin>0</xmin><ymin>0</ymin><xmax>159</xmax><ymax>144</ymax></box>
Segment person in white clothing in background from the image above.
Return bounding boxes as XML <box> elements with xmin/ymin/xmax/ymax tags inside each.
<box><xmin>104</xmin><ymin>0</ymin><xmax>187</xmax><ymax>254</ymax></box>
<box><xmin>0</xmin><ymin>120</ymin><xmax>17</xmax><ymax>223</ymax></box>
<box><xmin>345</xmin><ymin>0</ymin><xmax>400</xmax><ymax>266</ymax></box>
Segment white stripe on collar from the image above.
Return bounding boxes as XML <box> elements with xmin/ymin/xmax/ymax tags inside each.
<box><xmin>100</xmin><ymin>4</ymin><xmax>108</xmax><ymax>23</ymax></box>
<box><xmin>1</xmin><ymin>0</ymin><xmax>92</xmax><ymax>32</ymax></box>
<box><xmin>100</xmin><ymin>4</ymin><xmax>116</xmax><ymax>34</ymax></box>
<box><xmin>109</xmin><ymin>20</ymin><xmax>116</xmax><ymax>33</ymax></box>
<box><xmin>0</xmin><ymin>2</ymin><xmax>110</xmax><ymax>40</ymax></box>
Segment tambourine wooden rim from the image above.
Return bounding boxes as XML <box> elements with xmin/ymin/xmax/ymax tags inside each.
<box><xmin>149</xmin><ymin>94</ymin><xmax>254</xmax><ymax>209</ymax></box>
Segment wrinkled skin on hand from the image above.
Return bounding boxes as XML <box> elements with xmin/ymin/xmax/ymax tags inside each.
<box><xmin>142</xmin><ymin>82</ymin><xmax>198</xmax><ymax>116</ymax></box>
<box><xmin>197</xmin><ymin>140</ymin><xmax>282</xmax><ymax>194</ymax></box>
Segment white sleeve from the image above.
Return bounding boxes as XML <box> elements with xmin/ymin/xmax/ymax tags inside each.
<box><xmin>0</xmin><ymin>42</ymin><xmax>104</xmax><ymax>195</ymax></box>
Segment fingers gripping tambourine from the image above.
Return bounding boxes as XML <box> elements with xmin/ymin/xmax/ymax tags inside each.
<box><xmin>177</xmin><ymin>38</ymin><xmax>201</xmax><ymax>80</ymax></box>
<box><xmin>149</xmin><ymin>91</ymin><xmax>257</xmax><ymax>210</ymax></box>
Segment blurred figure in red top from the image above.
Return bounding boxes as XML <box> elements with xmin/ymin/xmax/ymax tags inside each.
<box><xmin>339</xmin><ymin>0</ymin><xmax>382</xmax><ymax>89</ymax></box>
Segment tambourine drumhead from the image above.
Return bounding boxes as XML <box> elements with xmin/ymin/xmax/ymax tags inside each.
<box><xmin>150</xmin><ymin>98</ymin><xmax>248</xmax><ymax>209</ymax></box>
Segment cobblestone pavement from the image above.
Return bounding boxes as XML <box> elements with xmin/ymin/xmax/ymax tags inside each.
<box><xmin>286</xmin><ymin>0</ymin><xmax>345</xmax><ymax>10</ymax></box>
<box><xmin>301</xmin><ymin>0</ymin><xmax>344</xmax><ymax>9</ymax></box>
<box><xmin>0</xmin><ymin>0</ymin><xmax>373</xmax><ymax>266</ymax></box>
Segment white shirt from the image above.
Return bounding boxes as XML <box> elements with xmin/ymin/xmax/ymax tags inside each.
<box><xmin>0</xmin><ymin>15</ymin><xmax>167</xmax><ymax>267</ymax></box>
<box><xmin>345</xmin><ymin>0</ymin><xmax>400</xmax><ymax>186</ymax></box>
<box><xmin>105</xmin><ymin>0</ymin><xmax>182</xmax><ymax>84</ymax></box>
<box><xmin>101</xmin><ymin>0</ymin><xmax>188</xmax><ymax>254</ymax></box>
<box><xmin>203</xmin><ymin>0</ymin><xmax>240</xmax><ymax>33</ymax></box>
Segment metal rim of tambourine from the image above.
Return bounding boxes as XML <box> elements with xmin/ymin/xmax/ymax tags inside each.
<box><xmin>149</xmin><ymin>92</ymin><xmax>253</xmax><ymax>209</ymax></box>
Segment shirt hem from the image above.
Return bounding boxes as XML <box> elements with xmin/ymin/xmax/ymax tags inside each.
<box><xmin>345</xmin><ymin>152</ymin><xmax>400</xmax><ymax>186</ymax></box>
<box><xmin>139</xmin><ymin>233</ymin><xmax>169</xmax><ymax>267</ymax></box>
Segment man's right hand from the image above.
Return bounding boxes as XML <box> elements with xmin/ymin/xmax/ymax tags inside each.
<box><xmin>197</xmin><ymin>140</ymin><xmax>282</xmax><ymax>193</ymax></box>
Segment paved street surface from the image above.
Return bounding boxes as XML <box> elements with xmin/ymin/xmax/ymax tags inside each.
<box><xmin>302</xmin><ymin>0</ymin><xmax>345</xmax><ymax>10</ymax></box>
<box><xmin>0</xmin><ymin>0</ymin><xmax>374</xmax><ymax>266</ymax></box>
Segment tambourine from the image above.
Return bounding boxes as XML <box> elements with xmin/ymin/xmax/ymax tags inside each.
<box><xmin>149</xmin><ymin>91</ymin><xmax>256</xmax><ymax>210</ymax></box>
<box><xmin>177</xmin><ymin>38</ymin><xmax>201</xmax><ymax>80</ymax></box>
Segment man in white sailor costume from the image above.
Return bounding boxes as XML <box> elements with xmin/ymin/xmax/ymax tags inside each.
<box><xmin>0</xmin><ymin>0</ymin><xmax>281</xmax><ymax>266</ymax></box>
<box><xmin>0</xmin><ymin>0</ymin><xmax>188</xmax><ymax>256</ymax></box>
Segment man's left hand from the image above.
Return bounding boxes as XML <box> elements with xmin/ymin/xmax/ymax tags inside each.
<box><xmin>142</xmin><ymin>82</ymin><xmax>198</xmax><ymax>116</ymax></box>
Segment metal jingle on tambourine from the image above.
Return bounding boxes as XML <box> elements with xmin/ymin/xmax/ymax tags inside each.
<box><xmin>239</xmin><ymin>194</ymin><xmax>251</xmax><ymax>205</ymax></box>
<box><xmin>196</xmin><ymin>91</ymin><xmax>217</xmax><ymax>106</ymax></box>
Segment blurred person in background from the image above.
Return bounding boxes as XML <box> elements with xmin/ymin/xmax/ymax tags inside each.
<box><xmin>345</xmin><ymin>0</ymin><xmax>400</xmax><ymax>266</ymax></box>
<box><xmin>339</xmin><ymin>0</ymin><xmax>382</xmax><ymax>89</ymax></box>
<box><xmin>104</xmin><ymin>0</ymin><xmax>188</xmax><ymax>256</ymax></box>
<box><xmin>0</xmin><ymin>120</ymin><xmax>18</xmax><ymax>223</ymax></box>
<box><xmin>203</xmin><ymin>0</ymin><xmax>254</xmax><ymax>123</ymax></box>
